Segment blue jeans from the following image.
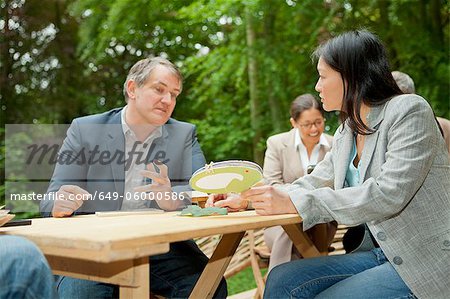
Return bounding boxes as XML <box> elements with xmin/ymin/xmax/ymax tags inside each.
<box><xmin>0</xmin><ymin>236</ymin><xmax>58</xmax><ymax>299</ymax></box>
<box><xmin>264</xmin><ymin>248</ymin><xmax>416</xmax><ymax>299</ymax></box>
<box><xmin>56</xmin><ymin>240</ymin><xmax>227</xmax><ymax>298</ymax></box>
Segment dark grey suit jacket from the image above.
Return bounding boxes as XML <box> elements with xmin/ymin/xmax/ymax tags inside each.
<box><xmin>40</xmin><ymin>108</ymin><xmax>206</xmax><ymax>214</ymax></box>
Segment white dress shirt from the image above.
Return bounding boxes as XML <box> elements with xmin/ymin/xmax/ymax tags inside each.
<box><xmin>294</xmin><ymin>129</ymin><xmax>330</xmax><ymax>174</ymax></box>
<box><xmin>120</xmin><ymin>106</ymin><xmax>162</xmax><ymax>210</ymax></box>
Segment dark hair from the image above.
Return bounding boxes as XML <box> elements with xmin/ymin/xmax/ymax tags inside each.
<box><xmin>290</xmin><ymin>93</ymin><xmax>324</xmax><ymax>121</ymax></box>
<box><xmin>312</xmin><ymin>30</ymin><xmax>402</xmax><ymax>135</ymax></box>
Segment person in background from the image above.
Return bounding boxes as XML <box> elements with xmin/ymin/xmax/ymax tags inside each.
<box><xmin>40</xmin><ymin>57</ymin><xmax>227</xmax><ymax>298</ymax></box>
<box><xmin>392</xmin><ymin>70</ymin><xmax>450</xmax><ymax>155</ymax></box>
<box><xmin>0</xmin><ymin>236</ymin><xmax>57</xmax><ymax>299</ymax></box>
<box><xmin>437</xmin><ymin>116</ymin><xmax>450</xmax><ymax>154</ymax></box>
<box><xmin>209</xmin><ymin>30</ymin><xmax>450</xmax><ymax>298</ymax></box>
<box><xmin>391</xmin><ymin>71</ymin><xmax>415</xmax><ymax>94</ymax></box>
<box><xmin>262</xmin><ymin>93</ymin><xmax>336</xmax><ymax>271</ymax></box>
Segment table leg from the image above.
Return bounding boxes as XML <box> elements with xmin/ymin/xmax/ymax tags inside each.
<box><xmin>119</xmin><ymin>257</ymin><xmax>149</xmax><ymax>299</ymax></box>
<box><xmin>189</xmin><ymin>231</ymin><xmax>245</xmax><ymax>299</ymax></box>
<box><xmin>282</xmin><ymin>223</ymin><xmax>321</xmax><ymax>258</ymax></box>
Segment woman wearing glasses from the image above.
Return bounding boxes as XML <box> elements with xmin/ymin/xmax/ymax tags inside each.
<box><xmin>263</xmin><ymin>93</ymin><xmax>336</xmax><ymax>271</ymax></box>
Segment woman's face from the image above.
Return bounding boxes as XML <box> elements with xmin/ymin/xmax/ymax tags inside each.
<box><xmin>315</xmin><ymin>57</ymin><xmax>344</xmax><ymax>111</ymax></box>
<box><xmin>290</xmin><ymin>108</ymin><xmax>325</xmax><ymax>145</ymax></box>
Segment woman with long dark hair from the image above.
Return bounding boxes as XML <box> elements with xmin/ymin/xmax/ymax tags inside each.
<box><xmin>209</xmin><ymin>30</ymin><xmax>450</xmax><ymax>298</ymax></box>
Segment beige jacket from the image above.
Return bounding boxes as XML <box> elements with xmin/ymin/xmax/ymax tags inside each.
<box><xmin>263</xmin><ymin>129</ymin><xmax>333</xmax><ymax>185</ymax></box>
<box><xmin>263</xmin><ymin>129</ymin><xmax>333</xmax><ymax>270</ymax></box>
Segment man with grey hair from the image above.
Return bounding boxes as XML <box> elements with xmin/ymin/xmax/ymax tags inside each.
<box><xmin>391</xmin><ymin>71</ymin><xmax>415</xmax><ymax>94</ymax></box>
<box><xmin>41</xmin><ymin>57</ymin><xmax>227</xmax><ymax>298</ymax></box>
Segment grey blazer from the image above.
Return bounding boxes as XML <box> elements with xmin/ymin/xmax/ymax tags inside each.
<box><xmin>40</xmin><ymin>108</ymin><xmax>206</xmax><ymax>214</ymax></box>
<box><xmin>284</xmin><ymin>95</ymin><xmax>450</xmax><ymax>298</ymax></box>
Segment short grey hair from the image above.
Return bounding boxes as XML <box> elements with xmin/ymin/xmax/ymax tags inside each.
<box><xmin>123</xmin><ymin>57</ymin><xmax>183</xmax><ymax>102</ymax></box>
<box><xmin>391</xmin><ymin>71</ymin><xmax>415</xmax><ymax>94</ymax></box>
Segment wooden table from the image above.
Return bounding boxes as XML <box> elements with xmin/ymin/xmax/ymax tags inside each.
<box><xmin>0</xmin><ymin>211</ymin><xmax>321</xmax><ymax>298</ymax></box>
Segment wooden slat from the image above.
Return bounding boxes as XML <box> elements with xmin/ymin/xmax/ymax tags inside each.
<box><xmin>329</xmin><ymin>225</ymin><xmax>348</xmax><ymax>256</ymax></box>
<box><xmin>248</xmin><ymin>231</ymin><xmax>265</xmax><ymax>298</ymax></box>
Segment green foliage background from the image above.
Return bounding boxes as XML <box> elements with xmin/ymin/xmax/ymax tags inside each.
<box><xmin>0</xmin><ymin>0</ymin><xmax>448</xmax><ymax>293</ymax></box>
<box><xmin>1</xmin><ymin>0</ymin><xmax>449</xmax><ymax>203</ymax></box>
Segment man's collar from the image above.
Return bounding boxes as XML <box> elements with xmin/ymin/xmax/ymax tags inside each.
<box><xmin>120</xmin><ymin>105</ymin><xmax>162</xmax><ymax>142</ymax></box>
<box><xmin>121</xmin><ymin>105</ymin><xmax>132</xmax><ymax>135</ymax></box>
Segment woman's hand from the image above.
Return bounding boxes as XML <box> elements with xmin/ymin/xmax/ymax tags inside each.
<box><xmin>205</xmin><ymin>193</ymin><xmax>248</xmax><ymax>212</ymax></box>
<box><xmin>241</xmin><ymin>185</ymin><xmax>297</xmax><ymax>215</ymax></box>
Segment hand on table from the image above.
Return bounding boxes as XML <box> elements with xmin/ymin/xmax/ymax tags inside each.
<box><xmin>52</xmin><ymin>185</ymin><xmax>91</xmax><ymax>217</ymax></box>
<box><xmin>241</xmin><ymin>185</ymin><xmax>297</xmax><ymax>215</ymax></box>
<box><xmin>205</xmin><ymin>193</ymin><xmax>249</xmax><ymax>212</ymax></box>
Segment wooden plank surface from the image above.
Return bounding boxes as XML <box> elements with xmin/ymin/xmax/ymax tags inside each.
<box><xmin>0</xmin><ymin>211</ymin><xmax>302</xmax><ymax>262</ymax></box>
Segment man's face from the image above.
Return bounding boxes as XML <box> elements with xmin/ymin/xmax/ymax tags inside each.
<box><xmin>127</xmin><ymin>65</ymin><xmax>181</xmax><ymax>126</ymax></box>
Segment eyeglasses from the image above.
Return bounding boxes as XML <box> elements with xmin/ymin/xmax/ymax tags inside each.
<box><xmin>298</xmin><ymin>119</ymin><xmax>324</xmax><ymax>129</ymax></box>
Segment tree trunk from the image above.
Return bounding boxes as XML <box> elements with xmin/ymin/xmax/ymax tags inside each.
<box><xmin>418</xmin><ymin>0</ymin><xmax>430</xmax><ymax>31</ymax></box>
<box><xmin>378</xmin><ymin>0</ymin><xmax>398</xmax><ymax>66</ymax></box>
<box><xmin>246</xmin><ymin>7</ymin><xmax>264</xmax><ymax>165</ymax></box>
<box><xmin>1</xmin><ymin>0</ymin><xmax>14</xmax><ymax>125</ymax></box>
<box><xmin>429</xmin><ymin>0</ymin><xmax>444</xmax><ymax>45</ymax></box>
<box><xmin>263</xmin><ymin>2</ymin><xmax>283</xmax><ymax>133</ymax></box>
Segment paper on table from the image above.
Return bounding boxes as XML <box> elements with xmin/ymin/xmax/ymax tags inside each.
<box><xmin>0</xmin><ymin>208</ymin><xmax>15</xmax><ymax>227</ymax></box>
<box><xmin>95</xmin><ymin>209</ymin><xmax>164</xmax><ymax>217</ymax></box>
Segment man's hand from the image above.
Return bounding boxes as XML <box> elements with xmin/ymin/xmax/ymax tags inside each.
<box><xmin>205</xmin><ymin>193</ymin><xmax>249</xmax><ymax>212</ymax></box>
<box><xmin>135</xmin><ymin>161</ymin><xmax>172</xmax><ymax>193</ymax></box>
<box><xmin>52</xmin><ymin>185</ymin><xmax>90</xmax><ymax>218</ymax></box>
<box><xmin>241</xmin><ymin>185</ymin><xmax>297</xmax><ymax>215</ymax></box>
<box><xmin>134</xmin><ymin>161</ymin><xmax>179</xmax><ymax>211</ymax></box>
